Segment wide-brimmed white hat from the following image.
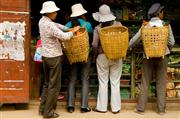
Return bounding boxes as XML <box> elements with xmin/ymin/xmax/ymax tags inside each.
<box><xmin>92</xmin><ymin>4</ymin><xmax>116</xmax><ymax>22</ymax></box>
<box><xmin>70</xmin><ymin>3</ymin><xmax>87</xmax><ymax>17</ymax></box>
<box><xmin>40</xmin><ymin>1</ymin><xmax>60</xmax><ymax>14</ymax></box>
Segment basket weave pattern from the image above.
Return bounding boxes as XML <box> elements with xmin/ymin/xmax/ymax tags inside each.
<box><xmin>141</xmin><ymin>26</ymin><xmax>169</xmax><ymax>59</ymax></box>
<box><xmin>62</xmin><ymin>28</ymin><xmax>89</xmax><ymax>64</ymax></box>
<box><xmin>99</xmin><ymin>26</ymin><xmax>129</xmax><ymax>60</ymax></box>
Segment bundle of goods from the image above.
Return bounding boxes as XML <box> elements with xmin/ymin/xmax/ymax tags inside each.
<box><xmin>167</xmin><ymin>89</ymin><xmax>176</xmax><ymax>98</ymax></box>
<box><xmin>62</xmin><ymin>28</ymin><xmax>89</xmax><ymax>64</ymax></box>
<box><xmin>166</xmin><ymin>82</ymin><xmax>175</xmax><ymax>90</ymax></box>
<box><xmin>99</xmin><ymin>25</ymin><xmax>129</xmax><ymax>60</ymax></box>
<box><xmin>175</xmin><ymin>84</ymin><xmax>180</xmax><ymax>97</ymax></box>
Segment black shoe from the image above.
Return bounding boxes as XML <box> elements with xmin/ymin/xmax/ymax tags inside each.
<box><xmin>158</xmin><ymin>110</ymin><xmax>166</xmax><ymax>116</ymax></box>
<box><xmin>81</xmin><ymin>107</ymin><xmax>91</xmax><ymax>113</ymax></box>
<box><xmin>43</xmin><ymin>112</ymin><xmax>59</xmax><ymax>118</ymax></box>
<box><xmin>112</xmin><ymin>110</ymin><xmax>120</xmax><ymax>114</ymax></box>
<box><xmin>134</xmin><ymin>108</ymin><xmax>144</xmax><ymax>115</ymax></box>
<box><xmin>92</xmin><ymin>108</ymin><xmax>107</xmax><ymax>113</ymax></box>
<box><xmin>67</xmin><ymin>106</ymin><xmax>75</xmax><ymax>113</ymax></box>
<box><xmin>158</xmin><ymin>111</ymin><xmax>165</xmax><ymax>116</ymax></box>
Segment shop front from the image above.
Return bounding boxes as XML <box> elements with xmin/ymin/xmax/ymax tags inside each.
<box><xmin>0</xmin><ymin>0</ymin><xmax>180</xmax><ymax>107</ymax></box>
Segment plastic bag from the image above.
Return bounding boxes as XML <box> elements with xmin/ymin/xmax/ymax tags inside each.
<box><xmin>34</xmin><ymin>39</ymin><xmax>43</xmax><ymax>62</ymax></box>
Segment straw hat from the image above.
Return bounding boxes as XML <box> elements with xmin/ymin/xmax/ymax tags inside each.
<box><xmin>92</xmin><ymin>4</ymin><xmax>116</xmax><ymax>22</ymax></box>
<box><xmin>70</xmin><ymin>3</ymin><xmax>87</xmax><ymax>17</ymax></box>
<box><xmin>40</xmin><ymin>1</ymin><xmax>60</xmax><ymax>14</ymax></box>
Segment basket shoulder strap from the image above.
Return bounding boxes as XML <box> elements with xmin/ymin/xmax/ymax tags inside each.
<box><xmin>141</xmin><ymin>20</ymin><xmax>150</xmax><ymax>29</ymax></box>
<box><xmin>163</xmin><ymin>21</ymin><xmax>170</xmax><ymax>26</ymax></box>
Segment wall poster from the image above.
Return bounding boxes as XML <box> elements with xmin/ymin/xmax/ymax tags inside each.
<box><xmin>0</xmin><ymin>21</ymin><xmax>26</xmax><ymax>61</ymax></box>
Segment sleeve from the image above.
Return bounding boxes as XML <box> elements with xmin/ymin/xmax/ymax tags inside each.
<box><xmin>92</xmin><ymin>26</ymin><xmax>100</xmax><ymax>48</ymax></box>
<box><xmin>55</xmin><ymin>23</ymin><xmax>69</xmax><ymax>31</ymax></box>
<box><xmin>168</xmin><ymin>24</ymin><xmax>175</xmax><ymax>47</ymax></box>
<box><xmin>55</xmin><ymin>23</ymin><xmax>65</xmax><ymax>29</ymax></box>
<box><xmin>128</xmin><ymin>29</ymin><xmax>141</xmax><ymax>48</ymax></box>
<box><xmin>50</xmin><ymin>23</ymin><xmax>73</xmax><ymax>40</ymax></box>
<box><xmin>65</xmin><ymin>21</ymin><xmax>72</xmax><ymax>28</ymax></box>
<box><xmin>86</xmin><ymin>22</ymin><xmax>93</xmax><ymax>34</ymax></box>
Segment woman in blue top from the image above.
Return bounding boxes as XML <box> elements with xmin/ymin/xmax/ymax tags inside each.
<box><xmin>65</xmin><ymin>3</ymin><xmax>93</xmax><ymax>113</ymax></box>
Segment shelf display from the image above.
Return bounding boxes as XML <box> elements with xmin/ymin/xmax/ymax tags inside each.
<box><xmin>32</xmin><ymin>0</ymin><xmax>180</xmax><ymax>101</ymax></box>
<box><xmin>133</xmin><ymin>48</ymin><xmax>180</xmax><ymax>99</ymax></box>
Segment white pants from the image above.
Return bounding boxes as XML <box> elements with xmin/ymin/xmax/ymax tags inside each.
<box><xmin>96</xmin><ymin>54</ymin><xmax>122</xmax><ymax>112</ymax></box>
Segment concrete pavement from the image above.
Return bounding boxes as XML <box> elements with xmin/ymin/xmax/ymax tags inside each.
<box><xmin>0</xmin><ymin>104</ymin><xmax>180</xmax><ymax>119</ymax></box>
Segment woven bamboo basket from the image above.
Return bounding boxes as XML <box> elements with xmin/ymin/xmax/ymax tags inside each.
<box><xmin>141</xmin><ymin>26</ymin><xmax>169</xmax><ymax>59</ymax></box>
<box><xmin>99</xmin><ymin>26</ymin><xmax>129</xmax><ymax>60</ymax></box>
<box><xmin>62</xmin><ymin>28</ymin><xmax>89</xmax><ymax>64</ymax></box>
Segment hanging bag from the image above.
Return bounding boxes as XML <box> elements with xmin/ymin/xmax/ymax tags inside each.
<box><xmin>34</xmin><ymin>39</ymin><xmax>43</xmax><ymax>62</ymax></box>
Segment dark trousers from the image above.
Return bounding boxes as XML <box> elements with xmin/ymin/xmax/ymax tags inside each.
<box><xmin>136</xmin><ymin>56</ymin><xmax>168</xmax><ymax>112</ymax></box>
<box><xmin>67</xmin><ymin>58</ymin><xmax>91</xmax><ymax>108</ymax></box>
<box><xmin>39</xmin><ymin>56</ymin><xmax>62</xmax><ymax>117</ymax></box>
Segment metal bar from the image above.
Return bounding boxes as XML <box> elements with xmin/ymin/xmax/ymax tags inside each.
<box><xmin>0</xmin><ymin>10</ymin><xmax>29</xmax><ymax>15</ymax></box>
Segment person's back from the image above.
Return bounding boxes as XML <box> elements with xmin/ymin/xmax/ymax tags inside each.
<box><xmin>39</xmin><ymin>16</ymin><xmax>63</xmax><ymax>58</ymax></box>
<box><xmin>91</xmin><ymin>4</ymin><xmax>123</xmax><ymax>114</ymax></box>
<box><xmin>129</xmin><ymin>3</ymin><xmax>175</xmax><ymax>115</ymax></box>
<box><xmin>65</xmin><ymin>3</ymin><xmax>92</xmax><ymax>113</ymax></box>
<box><xmin>66</xmin><ymin>17</ymin><xmax>93</xmax><ymax>34</ymax></box>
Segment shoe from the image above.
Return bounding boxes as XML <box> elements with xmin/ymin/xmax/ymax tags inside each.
<box><xmin>81</xmin><ymin>107</ymin><xmax>91</xmax><ymax>113</ymax></box>
<box><xmin>92</xmin><ymin>108</ymin><xmax>107</xmax><ymax>113</ymax></box>
<box><xmin>134</xmin><ymin>108</ymin><xmax>144</xmax><ymax>115</ymax></box>
<box><xmin>58</xmin><ymin>94</ymin><xmax>64</xmax><ymax>100</ymax></box>
<box><xmin>158</xmin><ymin>112</ymin><xmax>165</xmax><ymax>116</ymax></box>
<box><xmin>112</xmin><ymin>110</ymin><xmax>120</xmax><ymax>114</ymax></box>
<box><xmin>67</xmin><ymin>106</ymin><xmax>74</xmax><ymax>113</ymax></box>
<box><xmin>43</xmin><ymin>112</ymin><xmax>59</xmax><ymax>118</ymax></box>
<box><xmin>158</xmin><ymin>111</ymin><xmax>166</xmax><ymax>116</ymax></box>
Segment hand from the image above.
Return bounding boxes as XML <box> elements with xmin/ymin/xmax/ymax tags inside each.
<box><xmin>72</xmin><ymin>26</ymin><xmax>80</xmax><ymax>33</ymax></box>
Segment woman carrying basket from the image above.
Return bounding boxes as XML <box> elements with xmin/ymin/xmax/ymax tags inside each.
<box><xmin>65</xmin><ymin>3</ymin><xmax>93</xmax><ymax>113</ymax></box>
<box><xmin>92</xmin><ymin>4</ymin><xmax>123</xmax><ymax>114</ymax></box>
<box><xmin>129</xmin><ymin>3</ymin><xmax>175</xmax><ymax>115</ymax></box>
<box><xmin>38</xmin><ymin>1</ymin><xmax>79</xmax><ymax>118</ymax></box>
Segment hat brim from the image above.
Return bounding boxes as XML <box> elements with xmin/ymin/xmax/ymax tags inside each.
<box><xmin>70</xmin><ymin>10</ymin><xmax>87</xmax><ymax>17</ymax></box>
<box><xmin>92</xmin><ymin>12</ymin><xmax>116</xmax><ymax>22</ymax></box>
<box><xmin>40</xmin><ymin>8</ymin><xmax>60</xmax><ymax>14</ymax></box>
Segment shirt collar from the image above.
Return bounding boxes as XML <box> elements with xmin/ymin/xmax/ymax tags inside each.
<box><xmin>149</xmin><ymin>17</ymin><xmax>163</xmax><ymax>27</ymax></box>
<box><xmin>42</xmin><ymin>16</ymin><xmax>52</xmax><ymax>22</ymax></box>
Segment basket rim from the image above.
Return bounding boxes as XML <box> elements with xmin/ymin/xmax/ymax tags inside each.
<box><xmin>72</xmin><ymin>27</ymin><xmax>87</xmax><ymax>38</ymax></box>
<box><xmin>141</xmin><ymin>25</ymin><xmax>169</xmax><ymax>30</ymax></box>
<box><xmin>100</xmin><ymin>25</ymin><xmax>128</xmax><ymax>31</ymax></box>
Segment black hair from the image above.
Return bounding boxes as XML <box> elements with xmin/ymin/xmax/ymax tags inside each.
<box><xmin>70</xmin><ymin>17</ymin><xmax>81</xmax><ymax>27</ymax></box>
<box><xmin>101</xmin><ymin>20</ymin><xmax>114</xmax><ymax>28</ymax></box>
